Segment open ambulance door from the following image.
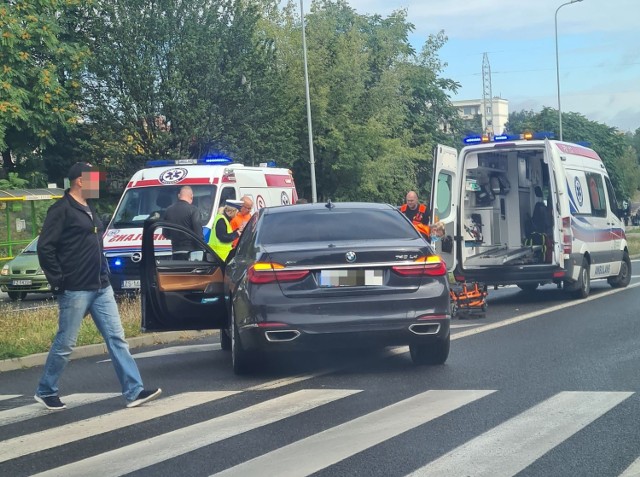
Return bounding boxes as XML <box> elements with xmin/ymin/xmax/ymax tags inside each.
<box><xmin>431</xmin><ymin>144</ymin><xmax>459</xmax><ymax>273</ymax></box>
<box><xmin>140</xmin><ymin>219</ymin><xmax>228</xmax><ymax>332</ymax></box>
<box><xmin>544</xmin><ymin>138</ymin><xmax>566</xmax><ymax>267</ymax></box>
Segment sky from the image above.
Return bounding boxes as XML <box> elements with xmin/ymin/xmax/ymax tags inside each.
<box><xmin>302</xmin><ymin>0</ymin><xmax>640</xmax><ymax>132</ymax></box>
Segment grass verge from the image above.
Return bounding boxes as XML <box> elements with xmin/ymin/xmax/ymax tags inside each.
<box><xmin>0</xmin><ymin>295</ymin><xmax>143</xmax><ymax>360</ymax></box>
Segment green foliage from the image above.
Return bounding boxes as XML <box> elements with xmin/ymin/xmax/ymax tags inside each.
<box><xmin>0</xmin><ymin>0</ymin><xmax>89</xmax><ymax>166</ymax></box>
<box><xmin>507</xmin><ymin>107</ymin><xmax>640</xmax><ymax>200</ymax></box>
<box><xmin>0</xmin><ymin>171</ymin><xmax>27</xmax><ymax>189</ymax></box>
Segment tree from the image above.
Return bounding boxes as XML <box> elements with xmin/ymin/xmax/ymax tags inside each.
<box><xmin>507</xmin><ymin>107</ymin><xmax>640</xmax><ymax>200</ymax></box>
<box><xmin>81</xmin><ymin>0</ymin><xmax>297</xmax><ymax>178</ymax></box>
<box><xmin>0</xmin><ymin>0</ymin><xmax>89</xmax><ymax>174</ymax></box>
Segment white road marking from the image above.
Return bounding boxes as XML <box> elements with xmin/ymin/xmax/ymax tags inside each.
<box><xmin>211</xmin><ymin>389</ymin><xmax>495</xmax><ymax>477</ymax></box>
<box><xmin>0</xmin><ymin>394</ymin><xmax>21</xmax><ymax>402</ymax></box>
<box><xmin>452</xmin><ymin>282</ymin><xmax>640</xmax><ymax>342</ymax></box>
<box><xmin>620</xmin><ymin>456</ymin><xmax>640</xmax><ymax>476</ymax></box>
<box><xmin>0</xmin><ymin>393</ymin><xmax>119</xmax><ymax>427</ymax></box>
<box><xmin>407</xmin><ymin>391</ymin><xmax>633</xmax><ymax>477</ymax></box>
<box><xmin>0</xmin><ymin>391</ymin><xmax>238</xmax><ymax>463</ymax></box>
<box><xmin>32</xmin><ymin>389</ymin><xmax>360</xmax><ymax>477</ymax></box>
<box><xmin>97</xmin><ymin>343</ymin><xmax>220</xmax><ymax>363</ymax></box>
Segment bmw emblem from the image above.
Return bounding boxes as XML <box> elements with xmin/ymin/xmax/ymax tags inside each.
<box><xmin>345</xmin><ymin>251</ymin><xmax>357</xmax><ymax>263</ymax></box>
<box><xmin>131</xmin><ymin>252</ymin><xmax>142</xmax><ymax>263</ymax></box>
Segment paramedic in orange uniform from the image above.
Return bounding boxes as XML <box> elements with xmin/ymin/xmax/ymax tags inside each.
<box><xmin>400</xmin><ymin>191</ymin><xmax>432</xmax><ymax>237</ymax></box>
<box><xmin>230</xmin><ymin>195</ymin><xmax>253</xmax><ymax>247</ymax></box>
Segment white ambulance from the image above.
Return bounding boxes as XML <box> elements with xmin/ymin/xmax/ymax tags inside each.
<box><xmin>431</xmin><ymin>133</ymin><xmax>631</xmax><ymax>298</ymax></box>
<box><xmin>103</xmin><ymin>157</ymin><xmax>297</xmax><ymax>293</ymax></box>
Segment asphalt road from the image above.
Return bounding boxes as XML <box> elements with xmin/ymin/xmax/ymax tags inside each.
<box><xmin>1</xmin><ymin>262</ymin><xmax>639</xmax><ymax>476</ymax></box>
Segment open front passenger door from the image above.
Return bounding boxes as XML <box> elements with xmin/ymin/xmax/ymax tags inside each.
<box><xmin>140</xmin><ymin>219</ymin><xmax>228</xmax><ymax>331</ymax></box>
<box><xmin>431</xmin><ymin>144</ymin><xmax>459</xmax><ymax>273</ymax></box>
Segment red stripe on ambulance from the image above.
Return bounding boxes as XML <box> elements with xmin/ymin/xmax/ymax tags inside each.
<box><xmin>264</xmin><ymin>174</ymin><xmax>293</xmax><ymax>187</ymax></box>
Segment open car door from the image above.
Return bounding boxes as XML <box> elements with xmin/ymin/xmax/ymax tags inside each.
<box><xmin>431</xmin><ymin>144</ymin><xmax>459</xmax><ymax>273</ymax></box>
<box><xmin>140</xmin><ymin>219</ymin><xmax>228</xmax><ymax>331</ymax></box>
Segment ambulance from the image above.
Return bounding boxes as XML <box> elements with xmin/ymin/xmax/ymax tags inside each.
<box><xmin>431</xmin><ymin>133</ymin><xmax>631</xmax><ymax>298</ymax></box>
<box><xmin>103</xmin><ymin>157</ymin><xmax>297</xmax><ymax>293</ymax></box>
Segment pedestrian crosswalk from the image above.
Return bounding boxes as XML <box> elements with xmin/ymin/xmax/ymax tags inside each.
<box><xmin>0</xmin><ymin>389</ymin><xmax>637</xmax><ymax>476</ymax></box>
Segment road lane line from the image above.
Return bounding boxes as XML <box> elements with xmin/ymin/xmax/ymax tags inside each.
<box><xmin>0</xmin><ymin>391</ymin><xmax>238</xmax><ymax>463</ymax></box>
<box><xmin>32</xmin><ymin>389</ymin><xmax>360</xmax><ymax>477</ymax></box>
<box><xmin>408</xmin><ymin>391</ymin><xmax>633</xmax><ymax>477</ymax></box>
<box><xmin>0</xmin><ymin>393</ymin><xmax>119</xmax><ymax>427</ymax></box>
<box><xmin>0</xmin><ymin>394</ymin><xmax>21</xmax><ymax>402</ymax></box>
<box><xmin>211</xmin><ymin>389</ymin><xmax>495</xmax><ymax>477</ymax></box>
<box><xmin>452</xmin><ymin>282</ymin><xmax>640</xmax><ymax>341</ymax></box>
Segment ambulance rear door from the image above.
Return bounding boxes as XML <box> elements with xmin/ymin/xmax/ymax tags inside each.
<box><xmin>431</xmin><ymin>144</ymin><xmax>459</xmax><ymax>272</ymax></box>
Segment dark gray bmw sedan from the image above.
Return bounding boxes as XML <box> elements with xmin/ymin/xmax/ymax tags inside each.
<box><xmin>141</xmin><ymin>202</ymin><xmax>451</xmax><ymax>375</ymax></box>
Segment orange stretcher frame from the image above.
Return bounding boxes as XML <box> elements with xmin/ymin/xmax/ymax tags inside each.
<box><xmin>449</xmin><ymin>281</ymin><xmax>488</xmax><ymax>319</ymax></box>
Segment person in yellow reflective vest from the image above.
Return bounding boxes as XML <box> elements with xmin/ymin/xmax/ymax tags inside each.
<box><xmin>208</xmin><ymin>200</ymin><xmax>243</xmax><ymax>261</ymax></box>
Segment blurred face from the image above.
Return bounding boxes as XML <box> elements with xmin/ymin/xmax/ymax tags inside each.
<box><xmin>406</xmin><ymin>193</ymin><xmax>418</xmax><ymax>210</ymax></box>
<box><xmin>79</xmin><ymin>171</ymin><xmax>102</xmax><ymax>199</ymax></box>
<box><xmin>241</xmin><ymin>199</ymin><xmax>253</xmax><ymax>215</ymax></box>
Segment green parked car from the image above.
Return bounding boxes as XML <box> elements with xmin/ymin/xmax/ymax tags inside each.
<box><xmin>0</xmin><ymin>237</ymin><xmax>51</xmax><ymax>301</ymax></box>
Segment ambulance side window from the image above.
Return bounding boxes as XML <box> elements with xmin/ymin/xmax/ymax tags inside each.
<box><xmin>435</xmin><ymin>172</ymin><xmax>453</xmax><ymax>220</ymax></box>
<box><xmin>219</xmin><ymin>187</ymin><xmax>237</xmax><ymax>207</ymax></box>
<box><xmin>586</xmin><ymin>172</ymin><xmax>607</xmax><ymax>218</ymax></box>
<box><xmin>604</xmin><ymin>177</ymin><xmax>620</xmax><ymax>217</ymax></box>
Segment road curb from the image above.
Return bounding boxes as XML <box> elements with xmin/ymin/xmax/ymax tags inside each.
<box><xmin>0</xmin><ymin>330</ymin><xmax>215</xmax><ymax>373</ymax></box>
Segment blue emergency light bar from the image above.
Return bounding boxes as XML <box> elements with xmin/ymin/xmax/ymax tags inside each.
<box><xmin>462</xmin><ymin>131</ymin><xmax>555</xmax><ymax>145</ymax></box>
<box><xmin>146</xmin><ymin>156</ymin><xmax>233</xmax><ymax>168</ymax></box>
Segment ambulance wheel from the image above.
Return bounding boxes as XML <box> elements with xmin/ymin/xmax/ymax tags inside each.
<box><xmin>608</xmin><ymin>251</ymin><xmax>631</xmax><ymax>288</ymax></box>
<box><xmin>410</xmin><ymin>335</ymin><xmax>450</xmax><ymax>365</ymax></box>
<box><xmin>571</xmin><ymin>257</ymin><xmax>590</xmax><ymax>299</ymax></box>
<box><xmin>517</xmin><ymin>283</ymin><xmax>538</xmax><ymax>292</ymax></box>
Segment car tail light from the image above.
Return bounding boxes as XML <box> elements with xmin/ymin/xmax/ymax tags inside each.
<box><xmin>247</xmin><ymin>262</ymin><xmax>310</xmax><ymax>284</ymax></box>
<box><xmin>562</xmin><ymin>216</ymin><xmax>572</xmax><ymax>254</ymax></box>
<box><xmin>392</xmin><ymin>256</ymin><xmax>446</xmax><ymax>277</ymax></box>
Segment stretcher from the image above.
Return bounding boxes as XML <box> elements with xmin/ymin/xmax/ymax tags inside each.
<box><xmin>450</xmin><ymin>281</ymin><xmax>488</xmax><ymax>319</ymax></box>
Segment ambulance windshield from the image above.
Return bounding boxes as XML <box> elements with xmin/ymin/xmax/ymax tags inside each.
<box><xmin>111</xmin><ymin>185</ymin><xmax>218</xmax><ymax>228</ymax></box>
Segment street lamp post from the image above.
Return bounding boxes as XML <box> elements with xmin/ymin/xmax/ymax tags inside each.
<box><xmin>300</xmin><ymin>0</ymin><xmax>317</xmax><ymax>203</ymax></box>
<box><xmin>555</xmin><ymin>0</ymin><xmax>583</xmax><ymax>142</ymax></box>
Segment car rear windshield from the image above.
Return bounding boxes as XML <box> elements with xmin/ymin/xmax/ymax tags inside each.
<box><xmin>258</xmin><ymin>208</ymin><xmax>419</xmax><ymax>244</ymax></box>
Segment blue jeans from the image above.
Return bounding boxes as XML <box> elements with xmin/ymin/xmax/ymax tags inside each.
<box><xmin>36</xmin><ymin>286</ymin><xmax>144</xmax><ymax>402</ymax></box>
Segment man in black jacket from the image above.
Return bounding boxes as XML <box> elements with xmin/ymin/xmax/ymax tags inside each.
<box><xmin>162</xmin><ymin>185</ymin><xmax>203</xmax><ymax>260</ymax></box>
<box><xmin>34</xmin><ymin>162</ymin><xmax>161</xmax><ymax>410</ymax></box>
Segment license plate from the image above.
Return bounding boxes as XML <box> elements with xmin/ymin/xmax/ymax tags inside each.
<box><xmin>122</xmin><ymin>280</ymin><xmax>140</xmax><ymax>289</ymax></box>
<box><xmin>319</xmin><ymin>269</ymin><xmax>383</xmax><ymax>287</ymax></box>
<box><xmin>12</xmin><ymin>279</ymin><xmax>32</xmax><ymax>286</ymax></box>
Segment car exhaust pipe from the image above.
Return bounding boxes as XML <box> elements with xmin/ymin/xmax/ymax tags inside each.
<box><xmin>409</xmin><ymin>323</ymin><xmax>441</xmax><ymax>335</ymax></box>
<box><xmin>264</xmin><ymin>330</ymin><xmax>301</xmax><ymax>342</ymax></box>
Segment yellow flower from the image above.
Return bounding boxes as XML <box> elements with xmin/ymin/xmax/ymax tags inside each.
<box><xmin>21</xmin><ymin>31</ymin><xmax>31</xmax><ymax>40</ymax></box>
<box><xmin>19</xmin><ymin>51</ymin><xmax>29</xmax><ymax>60</ymax></box>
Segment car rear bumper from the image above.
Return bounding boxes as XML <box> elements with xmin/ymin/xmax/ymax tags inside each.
<box><xmin>239</xmin><ymin>318</ymin><xmax>450</xmax><ymax>352</ymax></box>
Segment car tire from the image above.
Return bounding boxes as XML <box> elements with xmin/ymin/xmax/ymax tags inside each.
<box><xmin>7</xmin><ymin>291</ymin><xmax>26</xmax><ymax>301</ymax></box>
<box><xmin>607</xmin><ymin>251</ymin><xmax>631</xmax><ymax>289</ymax></box>
<box><xmin>517</xmin><ymin>283</ymin><xmax>538</xmax><ymax>292</ymax></box>
<box><xmin>570</xmin><ymin>257</ymin><xmax>590</xmax><ymax>299</ymax></box>
<box><xmin>230</xmin><ymin>305</ymin><xmax>252</xmax><ymax>375</ymax></box>
<box><xmin>219</xmin><ymin>328</ymin><xmax>231</xmax><ymax>351</ymax></box>
<box><xmin>409</xmin><ymin>335</ymin><xmax>450</xmax><ymax>366</ymax></box>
